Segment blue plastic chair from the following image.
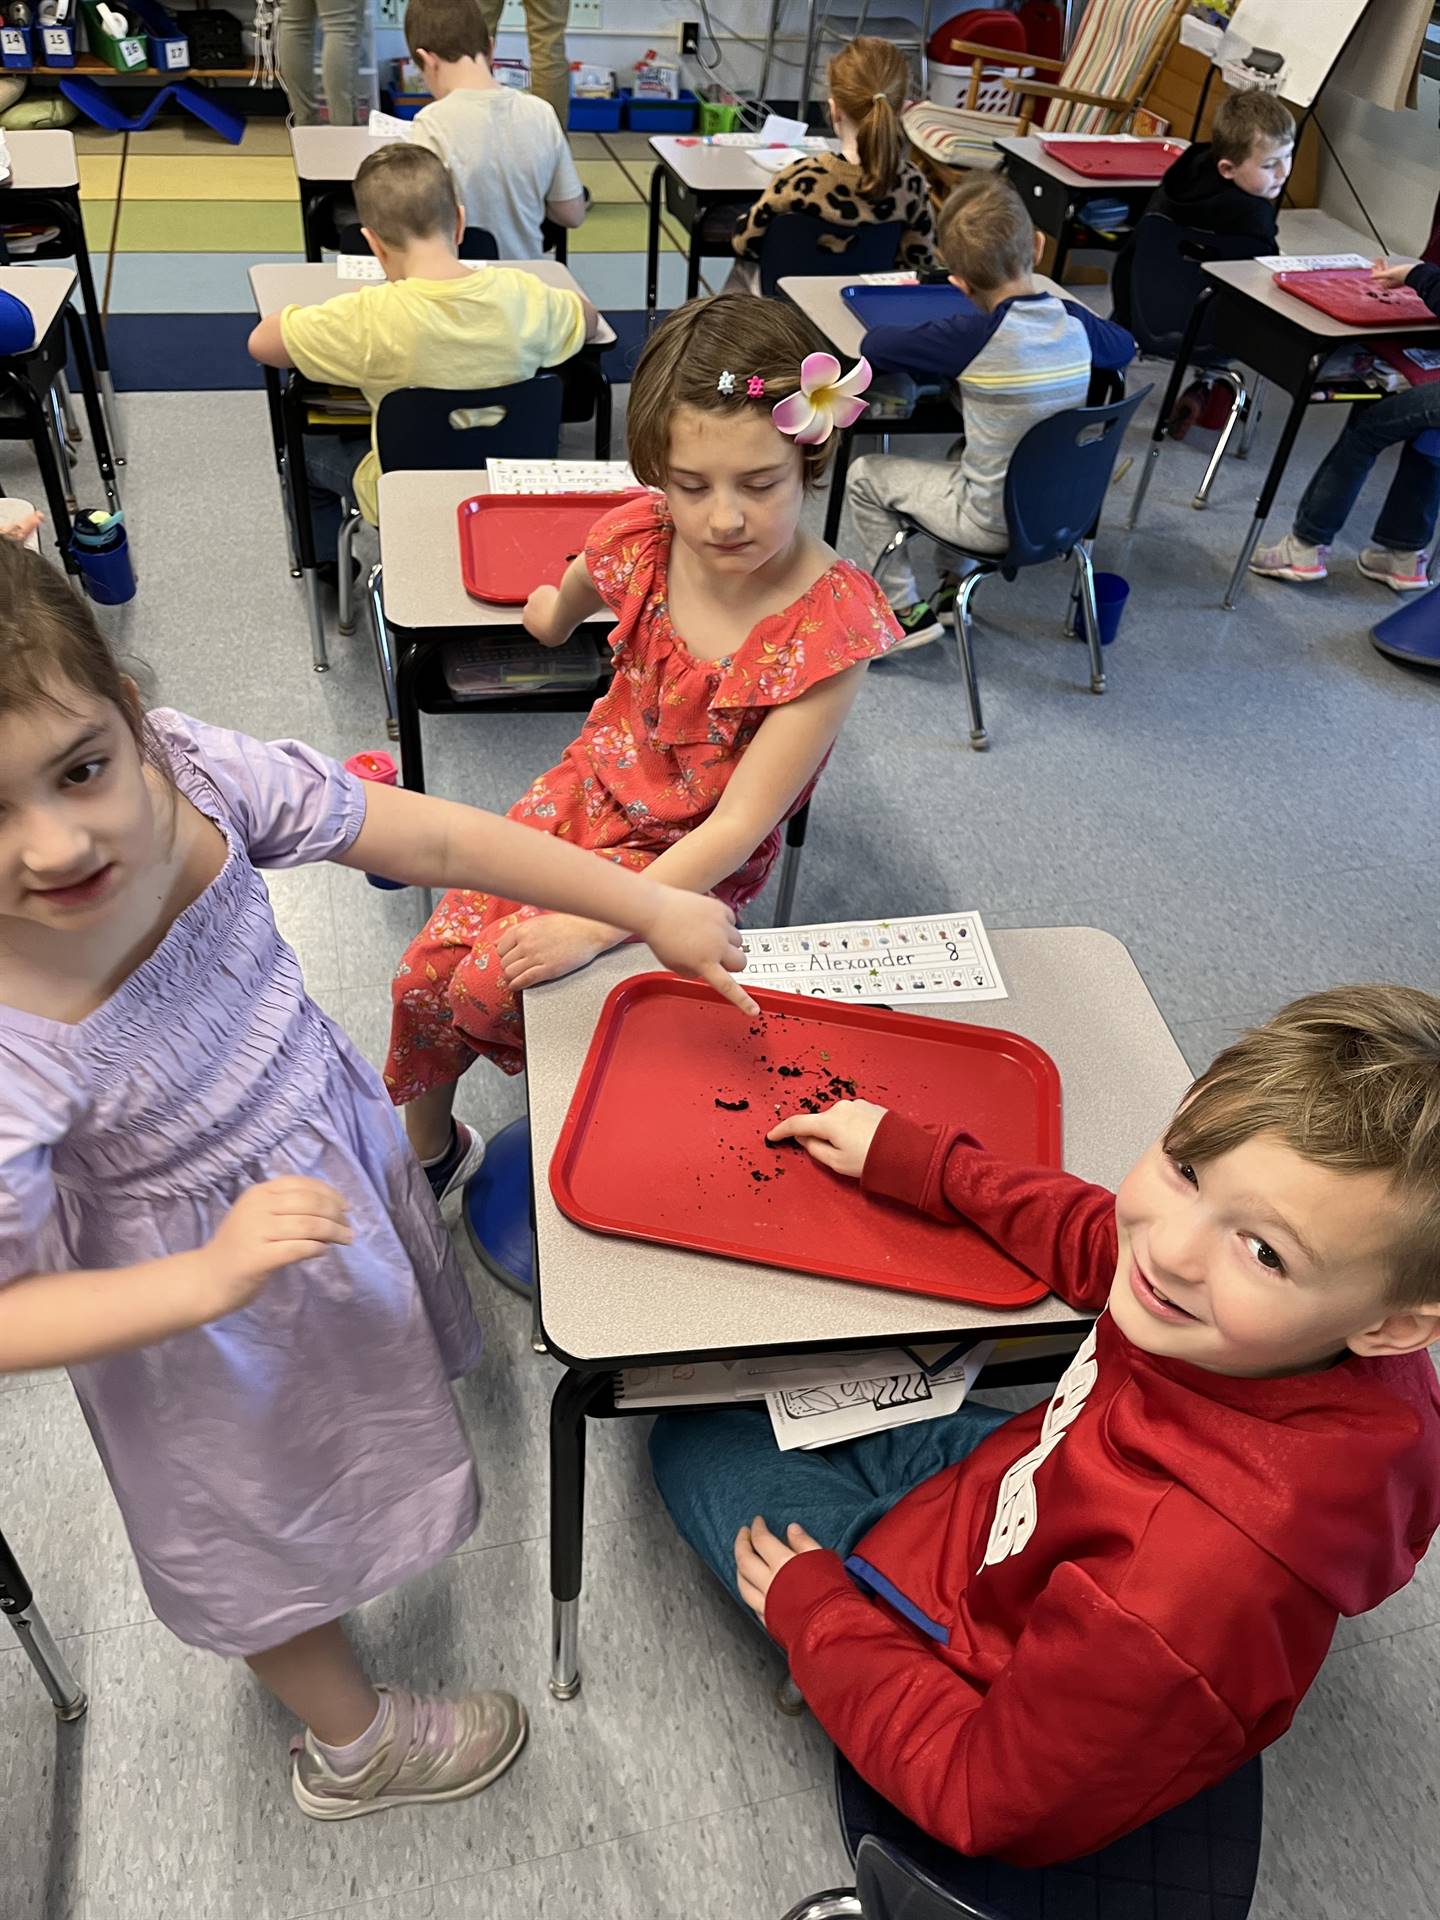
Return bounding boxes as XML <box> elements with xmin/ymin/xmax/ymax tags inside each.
<box><xmin>348</xmin><ymin>374</ymin><xmax>565</xmax><ymax>729</ymax></box>
<box><xmin>780</xmin><ymin>1749</ymin><xmax>1263</xmax><ymax>1920</ymax></box>
<box><xmin>1371</xmin><ymin>578</ymin><xmax>1440</xmax><ymax>669</ymax></box>
<box><xmin>758</xmin><ymin>215</ymin><xmax>906</xmax><ymax>299</ymax></box>
<box><xmin>874</xmin><ymin>385</ymin><xmax>1150</xmax><ymax>750</ymax></box>
<box><xmin>1123</xmin><ymin>215</ymin><xmax>1260</xmax><ymax>526</ymax></box>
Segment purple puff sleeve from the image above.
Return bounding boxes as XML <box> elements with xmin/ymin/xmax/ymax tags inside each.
<box><xmin>0</xmin><ymin>1045</ymin><xmax>87</xmax><ymax>1288</ymax></box>
<box><xmin>152</xmin><ymin>709</ymin><xmax>368</xmax><ymax>869</ymax></box>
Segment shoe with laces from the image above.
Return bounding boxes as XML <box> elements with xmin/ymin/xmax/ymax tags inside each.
<box><xmin>1250</xmin><ymin>535</ymin><xmax>1328</xmax><ymax>583</ymax></box>
<box><xmin>1358</xmin><ymin>546</ymin><xmax>1430</xmax><ymax>592</ymax></box>
<box><xmin>890</xmin><ymin>600</ymin><xmax>944</xmax><ymax>651</ymax></box>
<box><xmin>421</xmin><ymin>1119</ymin><xmax>485</xmax><ymax>1206</ymax></box>
<box><xmin>291</xmin><ymin>1687</ymin><xmax>528</xmax><ymax>1821</ymax></box>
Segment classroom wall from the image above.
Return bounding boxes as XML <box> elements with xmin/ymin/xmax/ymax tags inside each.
<box><xmin>1312</xmin><ymin>77</ymin><xmax>1440</xmax><ymax>256</ymax></box>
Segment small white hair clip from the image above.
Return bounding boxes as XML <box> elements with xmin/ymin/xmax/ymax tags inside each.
<box><xmin>771</xmin><ymin>353</ymin><xmax>873</xmax><ymax>446</ymax></box>
<box><xmin>716</xmin><ymin>370</ymin><xmax>737</xmax><ymax>396</ymax></box>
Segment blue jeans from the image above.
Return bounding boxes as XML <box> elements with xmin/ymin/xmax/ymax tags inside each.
<box><xmin>1295</xmin><ymin>384</ymin><xmax>1440</xmax><ymax>551</ymax></box>
<box><xmin>302</xmin><ymin>431</ymin><xmax>368</xmax><ymax>563</ymax></box>
<box><xmin>649</xmin><ymin>1399</ymin><xmax>1015</xmax><ymax>1612</ymax></box>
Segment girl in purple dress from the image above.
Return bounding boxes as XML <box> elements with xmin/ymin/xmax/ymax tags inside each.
<box><xmin>0</xmin><ymin>540</ymin><xmax>753</xmax><ymax>1819</ymax></box>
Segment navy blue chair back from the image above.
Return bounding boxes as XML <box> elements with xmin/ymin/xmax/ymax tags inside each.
<box><xmin>835</xmin><ymin>1750</ymin><xmax>1263</xmax><ymax>1919</ymax></box>
<box><xmin>758</xmin><ymin>215</ymin><xmax>905</xmax><ymax>299</ymax></box>
<box><xmin>374</xmin><ymin>375</ymin><xmax>564</xmax><ymax>472</ymax></box>
<box><xmin>1124</xmin><ymin>213</ymin><xmax>1267</xmax><ymax>364</ymax></box>
<box><xmin>999</xmin><ymin>385</ymin><xmax>1150</xmax><ymax>569</ymax></box>
<box><xmin>333</xmin><ymin>222</ymin><xmax>499</xmax><ymax>261</ymax></box>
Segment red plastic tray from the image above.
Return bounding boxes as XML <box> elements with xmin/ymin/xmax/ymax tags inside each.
<box><xmin>550</xmin><ymin>974</ymin><xmax>1063</xmax><ymax>1307</ymax></box>
<box><xmin>1273</xmin><ymin>270</ymin><xmax>1436</xmax><ymax>327</ymax></box>
<box><xmin>457</xmin><ymin>491</ymin><xmax>643</xmax><ymax>604</ymax></box>
<box><xmin>1040</xmin><ymin>138</ymin><xmax>1185</xmax><ymax>179</ymax></box>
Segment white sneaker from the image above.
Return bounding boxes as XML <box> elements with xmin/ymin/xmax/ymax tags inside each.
<box><xmin>1357</xmin><ymin>546</ymin><xmax>1430</xmax><ymax>592</ymax></box>
<box><xmin>1250</xmin><ymin>535</ymin><xmax>1328</xmax><ymax>583</ymax></box>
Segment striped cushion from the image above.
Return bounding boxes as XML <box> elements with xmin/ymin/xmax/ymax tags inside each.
<box><xmin>1042</xmin><ymin>0</ymin><xmax>1180</xmax><ymax>132</ymax></box>
<box><xmin>903</xmin><ymin>102</ymin><xmax>1013</xmax><ymax>170</ymax></box>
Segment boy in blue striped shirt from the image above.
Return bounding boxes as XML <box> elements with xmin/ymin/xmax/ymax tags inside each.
<box><xmin>848</xmin><ymin>175</ymin><xmax>1135</xmax><ymax>646</ymax></box>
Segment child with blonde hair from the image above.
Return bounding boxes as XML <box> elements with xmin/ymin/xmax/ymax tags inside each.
<box><xmin>385</xmin><ymin>291</ymin><xmax>899</xmax><ymax>1194</ymax></box>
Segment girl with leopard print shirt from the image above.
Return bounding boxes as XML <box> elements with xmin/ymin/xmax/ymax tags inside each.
<box><xmin>732</xmin><ymin>38</ymin><xmax>939</xmax><ymax>278</ymax></box>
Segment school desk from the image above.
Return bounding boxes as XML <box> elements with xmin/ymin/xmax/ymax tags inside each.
<box><xmin>1132</xmin><ymin>209</ymin><xmax>1440</xmax><ymax>608</ymax></box>
<box><xmin>777</xmin><ymin>269</ymin><xmax>1071</xmax><ymax>546</ymax></box>
<box><xmin>643</xmin><ymin>133</ymin><xmax>839</xmax><ymax>314</ymax></box>
<box><xmin>0</xmin><ymin>264</ymin><xmax>120</xmax><ymax>572</ymax></box>
<box><xmin>525</xmin><ymin>927</ymin><xmax>1191</xmax><ymax>1700</ymax></box>
<box><xmin>246</xmin><ymin>258</ymin><xmax>616</xmax><ymax>675</ymax></box>
<box><xmin>996</xmin><ymin>134</ymin><xmax>1191</xmax><ymax>285</ymax></box>
<box><xmin>1</xmin><ymin>129</ymin><xmax>123</xmax><ymax>462</ymax></box>
<box><xmin>374</xmin><ymin>468</ymin><xmax>614</xmax><ymax>790</ymax></box>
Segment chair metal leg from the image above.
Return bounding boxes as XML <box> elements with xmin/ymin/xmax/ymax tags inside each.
<box><xmin>1193</xmin><ymin>369</ymin><xmax>1247</xmax><ymax>510</ymax></box>
<box><xmin>778</xmin><ymin>1894</ymin><xmax>863</xmax><ymax>1920</ymax></box>
<box><xmin>305</xmin><ymin>572</ymin><xmax>329</xmax><ymax>673</ymax></box>
<box><xmin>366</xmin><ymin>562</ymin><xmax>399</xmax><ymax>737</ymax></box>
<box><xmin>100</xmin><ymin>371</ymin><xmax>126</xmax><ymax>465</ymax></box>
<box><xmin>1223</xmin><ymin>514</ymin><xmax>1268</xmax><ymax>610</ymax></box>
<box><xmin>953</xmin><ymin>569</ymin><xmax>987</xmax><ymax>750</ymax></box>
<box><xmin>56</xmin><ymin>372</ymin><xmax>81</xmax><ymax>445</ymax></box>
<box><xmin>774</xmin><ymin>799</ymin><xmax>809</xmax><ymax>925</ymax></box>
<box><xmin>871</xmin><ymin>524</ymin><xmax>919</xmax><ymax>597</ymax></box>
<box><xmin>1126</xmin><ymin>440</ymin><xmax>1161</xmax><ymax>531</ymax></box>
<box><xmin>336</xmin><ymin>508</ymin><xmax>362</xmax><ymax>635</ymax></box>
<box><xmin>1</xmin><ymin>1527</ymin><xmax>87</xmax><ymax>1720</ymax></box>
<box><xmin>1237</xmin><ymin>376</ymin><xmax>1264</xmax><ymax>459</ymax></box>
<box><xmin>1073</xmin><ymin>543</ymin><xmax>1106</xmax><ymax>694</ymax></box>
<box><xmin>46</xmin><ymin>386</ymin><xmax>77</xmax><ymax>472</ymax></box>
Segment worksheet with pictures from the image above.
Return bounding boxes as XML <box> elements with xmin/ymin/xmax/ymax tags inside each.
<box><xmin>740</xmin><ymin>912</ymin><xmax>1007</xmax><ymax>1004</ymax></box>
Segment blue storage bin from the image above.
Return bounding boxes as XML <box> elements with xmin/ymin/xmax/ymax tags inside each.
<box><xmin>128</xmin><ymin>0</ymin><xmax>188</xmax><ymax>68</ymax></box>
<box><xmin>0</xmin><ymin>23</ymin><xmax>32</xmax><ymax>68</ymax></box>
<box><xmin>568</xmin><ymin>88</ymin><xmax>626</xmax><ymax>131</ymax></box>
<box><xmin>37</xmin><ymin>21</ymin><xmax>77</xmax><ymax>66</ymax></box>
<box><xmin>624</xmin><ymin>89</ymin><xmax>698</xmax><ymax>132</ymax></box>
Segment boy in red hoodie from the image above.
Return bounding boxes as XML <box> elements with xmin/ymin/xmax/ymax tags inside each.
<box><xmin>649</xmin><ymin>985</ymin><xmax>1440</xmax><ymax>1867</ymax></box>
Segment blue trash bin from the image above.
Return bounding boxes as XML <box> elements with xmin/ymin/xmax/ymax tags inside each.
<box><xmin>1092</xmin><ymin>571</ymin><xmax>1129</xmax><ymax>646</ymax></box>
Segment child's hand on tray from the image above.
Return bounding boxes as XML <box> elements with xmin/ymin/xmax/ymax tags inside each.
<box><xmin>767</xmin><ymin>1098</ymin><xmax>888</xmax><ymax>1178</ymax></box>
<box><xmin>522</xmin><ymin>583</ymin><xmax>569</xmax><ymax>647</ymax></box>
<box><xmin>1371</xmin><ymin>260</ymin><xmax>1414</xmax><ymax>289</ymax></box>
<box><xmin>735</xmin><ymin>1515</ymin><xmax>823</xmax><ymax>1620</ymax></box>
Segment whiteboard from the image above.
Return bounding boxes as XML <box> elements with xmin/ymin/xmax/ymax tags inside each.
<box><xmin>1217</xmin><ymin>0</ymin><xmax>1368</xmax><ymax>110</ymax></box>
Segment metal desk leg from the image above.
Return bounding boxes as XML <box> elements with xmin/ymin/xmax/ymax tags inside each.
<box><xmin>594</xmin><ymin>373</ymin><xmax>613</xmax><ymax>461</ymax></box>
<box><xmin>64</xmin><ymin>308</ymin><xmax>120</xmax><ymax>514</ymax></box>
<box><xmin>685</xmin><ymin>220</ymin><xmax>705</xmax><ymax>302</ymax></box>
<box><xmin>1127</xmin><ymin>290</ymin><xmax>1211</xmax><ymax>531</ymax></box>
<box><xmin>280</xmin><ymin>377</ymin><xmax>329</xmax><ymax>671</ymax></box>
<box><xmin>64</xmin><ymin>190</ymin><xmax>124</xmax><ymax>465</ymax></box>
<box><xmin>1223</xmin><ymin>354</ymin><xmax>1324</xmax><ymax>612</ymax></box>
<box><xmin>262</xmin><ymin>367</ymin><xmax>300</xmax><ymax>576</ymax></box>
<box><xmin>549</xmin><ymin>1368</ymin><xmax>615</xmax><ymax>1701</ymax></box>
<box><xmin>822</xmin><ymin>426</ymin><xmax>855</xmax><ymax>547</ymax></box>
<box><xmin>0</xmin><ymin>1527</ymin><xmax>87</xmax><ymax>1720</ymax></box>
<box><xmin>394</xmin><ymin>632</ymin><xmax>427</xmax><ymax>792</ymax></box>
<box><xmin>646</xmin><ymin>164</ymin><xmax>664</xmax><ymax>315</ymax></box>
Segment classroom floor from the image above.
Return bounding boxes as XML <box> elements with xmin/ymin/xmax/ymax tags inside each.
<box><xmin>71</xmin><ymin>119</ymin><xmax>703</xmax><ymax>383</ymax></box>
<box><xmin>3</xmin><ymin>351</ymin><xmax>1440</xmax><ymax>1920</ymax></box>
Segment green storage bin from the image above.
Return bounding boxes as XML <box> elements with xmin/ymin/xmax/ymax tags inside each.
<box><xmin>698</xmin><ymin>100</ymin><xmax>740</xmax><ymax>135</ymax></box>
<box><xmin>81</xmin><ymin>2</ymin><xmax>148</xmax><ymax>72</ymax></box>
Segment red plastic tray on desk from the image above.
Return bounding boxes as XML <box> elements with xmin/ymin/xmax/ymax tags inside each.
<box><xmin>1272</xmin><ymin>270</ymin><xmax>1436</xmax><ymax>327</ymax></box>
<box><xmin>1040</xmin><ymin>138</ymin><xmax>1185</xmax><ymax>180</ymax></box>
<box><xmin>457</xmin><ymin>491</ymin><xmax>643</xmax><ymax>604</ymax></box>
<box><xmin>550</xmin><ymin>974</ymin><xmax>1063</xmax><ymax>1308</ymax></box>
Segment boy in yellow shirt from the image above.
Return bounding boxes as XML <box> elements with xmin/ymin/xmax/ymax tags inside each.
<box><xmin>247</xmin><ymin>143</ymin><xmax>599</xmax><ymax>569</ymax></box>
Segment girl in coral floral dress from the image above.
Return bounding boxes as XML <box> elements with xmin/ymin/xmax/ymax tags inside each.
<box><xmin>387</xmin><ymin>290</ymin><xmax>899</xmax><ymax>1192</ymax></box>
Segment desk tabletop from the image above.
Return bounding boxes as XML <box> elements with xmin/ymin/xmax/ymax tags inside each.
<box><xmin>246</xmin><ymin>256</ymin><xmax>616</xmax><ymax>344</ymax></box>
<box><xmin>0</xmin><ymin>264</ymin><xmax>76</xmax><ymax>345</ymax></box>
<box><xmin>289</xmin><ymin>123</ymin><xmax>390</xmax><ymax>183</ymax></box>
<box><xmin>377</xmin><ymin>468</ymin><xmax>621</xmax><ymax>631</ymax></box>
<box><xmin>779</xmin><ymin>270</ymin><xmax>1066</xmax><ymax>361</ymax></box>
<box><xmin>1204</xmin><ymin>210</ymin><xmax>1439</xmax><ymax>341</ymax></box>
<box><xmin>650</xmin><ymin>132</ymin><xmax>835</xmax><ymax>193</ymax></box>
<box><xmin>996</xmin><ymin>133</ymin><xmax>1189</xmax><ymax>191</ymax></box>
<box><xmin>4</xmin><ymin>129</ymin><xmax>80</xmax><ymax>192</ymax></box>
<box><xmin>529</xmin><ymin>929</ymin><xmax>1190</xmax><ymax>1366</ymax></box>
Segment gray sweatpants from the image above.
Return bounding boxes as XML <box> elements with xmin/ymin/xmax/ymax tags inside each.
<box><xmin>847</xmin><ymin>452</ymin><xmax>1004</xmax><ymax>606</ymax></box>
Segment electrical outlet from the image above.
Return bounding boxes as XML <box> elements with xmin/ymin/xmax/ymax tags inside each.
<box><xmin>678</xmin><ymin>19</ymin><xmax>699</xmax><ymax>54</ymax></box>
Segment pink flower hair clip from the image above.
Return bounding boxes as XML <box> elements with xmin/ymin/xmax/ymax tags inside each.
<box><xmin>770</xmin><ymin>352</ymin><xmax>872</xmax><ymax>447</ymax></box>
